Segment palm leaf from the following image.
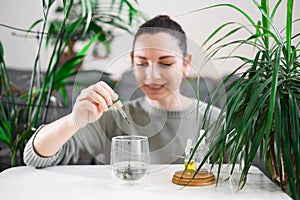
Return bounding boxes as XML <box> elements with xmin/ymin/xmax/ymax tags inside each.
<box><xmin>264</xmin><ymin>47</ymin><xmax>281</xmax><ymax>154</ymax></box>
<box><xmin>195</xmin><ymin>1</ymin><xmax>299</xmax><ymax>198</ymax></box>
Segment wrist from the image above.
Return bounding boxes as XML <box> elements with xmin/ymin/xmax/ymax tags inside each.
<box><xmin>66</xmin><ymin>114</ymin><xmax>80</xmax><ymax>133</ymax></box>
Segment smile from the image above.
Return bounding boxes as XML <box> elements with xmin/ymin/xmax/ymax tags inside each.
<box><xmin>145</xmin><ymin>83</ymin><xmax>166</xmax><ymax>90</ymax></box>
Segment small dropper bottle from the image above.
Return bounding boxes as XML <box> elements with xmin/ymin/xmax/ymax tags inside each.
<box><xmin>184</xmin><ymin>138</ymin><xmax>196</xmax><ymax>173</ymax></box>
<box><xmin>111</xmin><ymin>94</ymin><xmax>130</xmax><ymax>124</ymax></box>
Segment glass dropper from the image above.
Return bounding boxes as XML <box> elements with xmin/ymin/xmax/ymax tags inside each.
<box><xmin>112</xmin><ymin>94</ymin><xmax>130</xmax><ymax>124</ymax></box>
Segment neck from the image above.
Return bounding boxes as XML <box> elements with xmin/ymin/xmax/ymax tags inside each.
<box><xmin>146</xmin><ymin>92</ymin><xmax>193</xmax><ymax>111</ymax></box>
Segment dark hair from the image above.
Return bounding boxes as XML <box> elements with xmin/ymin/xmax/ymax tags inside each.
<box><xmin>133</xmin><ymin>15</ymin><xmax>187</xmax><ymax>57</ymax></box>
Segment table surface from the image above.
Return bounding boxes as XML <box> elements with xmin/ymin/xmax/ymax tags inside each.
<box><xmin>0</xmin><ymin>164</ymin><xmax>291</xmax><ymax>200</ymax></box>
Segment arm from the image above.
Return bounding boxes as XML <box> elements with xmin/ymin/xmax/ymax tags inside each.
<box><xmin>25</xmin><ymin>81</ymin><xmax>116</xmax><ymax>158</ymax></box>
<box><xmin>33</xmin><ymin>114</ymin><xmax>78</xmax><ymax>157</ymax></box>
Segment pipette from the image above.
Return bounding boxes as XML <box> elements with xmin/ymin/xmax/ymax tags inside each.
<box><xmin>112</xmin><ymin>94</ymin><xmax>130</xmax><ymax>124</ymax></box>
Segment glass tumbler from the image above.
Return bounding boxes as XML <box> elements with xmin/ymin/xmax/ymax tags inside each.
<box><xmin>110</xmin><ymin>135</ymin><xmax>149</xmax><ymax>183</ymax></box>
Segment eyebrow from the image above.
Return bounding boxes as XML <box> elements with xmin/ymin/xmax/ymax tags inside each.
<box><xmin>159</xmin><ymin>55</ymin><xmax>176</xmax><ymax>60</ymax></box>
<box><xmin>134</xmin><ymin>55</ymin><xmax>176</xmax><ymax>60</ymax></box>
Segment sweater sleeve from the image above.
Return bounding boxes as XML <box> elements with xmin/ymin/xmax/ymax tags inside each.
<box><xmin>23</xmin><ymin>121</ymin><xmax>105</xmax><ymax>168</ymax></box>
<box><xmin>23</xmin><ymin>125</ymin><xmax>66</xmax><ymax>168</ymax></box>
<box><xmin>23</xmin><ymin>110</ymin><xmax>122</xmax><ymax>168</ymax></box>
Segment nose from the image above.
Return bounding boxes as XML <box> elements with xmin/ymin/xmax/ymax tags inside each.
<box><xmin>146</xmin><ymin>63</ymin><xmax>161</xmax><ymax>79</ymax></box>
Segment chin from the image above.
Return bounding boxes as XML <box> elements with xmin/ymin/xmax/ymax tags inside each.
<box><xmin>146</xmin><ymin>95</ymin><xmax>165</xmax><ymax>101</ymax></box>
<box><xmin>140</xmin><ymin>88</ymin><xmax>162</xmax><ymax>99</ymax></box>
<box><xmin>143</xmin><ymin>92</ymin><xmax>171</xmax><ymax>102</ymax></box>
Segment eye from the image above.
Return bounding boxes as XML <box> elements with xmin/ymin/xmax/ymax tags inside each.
<box><xmin>159</xmin><ymin>63</ymin><xmax>173</xmax><ymax>67</ymax></box>
<box><xmin>136</xmin><ymin>63</ymin><xmax>149</xmax><ymax>67</ymax></box>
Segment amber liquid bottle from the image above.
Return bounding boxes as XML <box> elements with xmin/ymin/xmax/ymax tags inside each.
<box><xmin>184</xmin><ymin>139</ymin><xmax>195</xmax><ymax>173</ymax></box>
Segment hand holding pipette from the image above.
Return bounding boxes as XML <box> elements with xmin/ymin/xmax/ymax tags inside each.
<box><xmin>71</xmin><ymin>81</ymin><xmax>130</xmax><ymax>129</ymax></box>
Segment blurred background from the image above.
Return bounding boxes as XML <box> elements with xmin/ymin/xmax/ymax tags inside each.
<box><xmin>2</xmin><ymin>0</ymin><xmax>298</xmax><ymax>80</ymax></box>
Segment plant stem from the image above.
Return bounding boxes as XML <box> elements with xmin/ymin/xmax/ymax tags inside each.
<box><xmin>261</xmin><ymin>0</ymin><xmax>270</xmax><ymax>50</ymax></box>
<box><xmin>279</xmin><ymin>143</ymin><xmax>288</xmax><ymax>191</ymax></box>
<box><xmin>286</xmin><ymin>0</ymin><xmax>293</xmax><ymax>71</ymax></box>
<box><xmin>42</xmin><ymin>29</ymin><xmax>65</xmax><ymax>123</ymax></box>
<box><xmin>25</xmin><ymin>3</ymin><xmax>50</xmax><ymax>129</ymax></box>
<box><xmin>269</xmin><ymin>133</ymin><xmax>279</xmax><ymax>180</ymax></box>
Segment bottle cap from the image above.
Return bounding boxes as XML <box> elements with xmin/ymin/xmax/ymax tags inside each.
<box><xmin>185</xmin><ymin>139</ymin><xmax>193</xmax><ymax>155</ymax></box>
<box><xmin>186</xmin><ymin>139</ymin><xmax>192</xmax><ymax>148</ymax></box>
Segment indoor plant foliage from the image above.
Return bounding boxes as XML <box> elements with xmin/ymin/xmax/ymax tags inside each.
<box><xmin>0</xmin><ymin>0</ymin><xmax>145</xmax><ymax>168</ymax></box>
<box><xmin>193</xmin><ymin>0</ymin><xmax>299</xmax><ymax>199</ymax></box>
<box><xmin>47</xmin><ymin>0</ymin><xmax>147</xmax><ymax>60</ymax></box>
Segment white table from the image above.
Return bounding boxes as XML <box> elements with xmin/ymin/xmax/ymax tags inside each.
<box><xmin>0</xmin><ymin>164</ymin><xmax>291</xmax><ymax>200</ymax></box>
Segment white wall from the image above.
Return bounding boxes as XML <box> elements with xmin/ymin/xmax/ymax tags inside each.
<box><xmin>0</xmin><ymin>0</ymin><xmax>43</xmax><ymax>70</ymax></box>
<box><xmin>1</xmin><ymin>0</ymin><xmax>299</xmax><ymax>79</ymax></box>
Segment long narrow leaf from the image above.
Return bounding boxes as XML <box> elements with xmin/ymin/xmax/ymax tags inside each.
<box><xmin>286</xmin><ymin>0</ymin><xmax>294</xmax><ymax>69</ymax></box>
<box><xmin>288</xmin><ymin>90</ymin><xmax>300</xmax><ymax>193</ymax></box>
<box><xmin>253</xmin><ymin>0</ymin><xmax>283</xmax><ymax>44</ymax></box>
<box><xmin>177</xmin><ymin>4</ymin><xmax>256</xmax><ymax>27</ymax></box>
<box><xmin>270</xmin><ymin>0</ymin><xmax>282</xmax><ymax>20</ymax></box>
<box><xmin>265</xmin><ymin>47</ymin><xmax>281</xmax><ymax>154</ymax></box>
<box><xmin>54</xmin><ymin>55</ymin><xmax>85</xmax><ymax>84</ymax></box>
<box><xmin>202</xmin><ymin>22</ymin><xmax>236</xmax><ymax>46</ymax></box>
<box><xmin>281</xmin><ymin>98</ymin><xmax>298</xmax><ymax>199</ymax></box>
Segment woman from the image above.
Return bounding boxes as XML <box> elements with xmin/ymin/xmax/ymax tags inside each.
<box><xmin>24</xmin><ymin>15</ymin><xmax>220</xmax><ymax>167</ymax></box>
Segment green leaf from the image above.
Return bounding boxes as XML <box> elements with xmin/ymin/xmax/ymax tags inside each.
<box><xmin>206</xmin><ymin>26</ymin><xmax>245</xmax><ymax>51</ymax></box>
<box><xmin>81</xmin><ymin>0</ymin><xmax>92</xmax><ymax>35</ymax></box>
<box><xmin>54</xmin><ymin>55</ymin><xmax>85</xmax><ymax>85</ymax></box>
<box><xmin>77</xmin><ymin>33</ymin><xmax>100</xmax><ymax>56</ymax></box>
<box><xmin>202</xmin><ymin>22</ymin><xmax>237</xmax><ymax>46</ymax></box>
<box><xmin>288</xmin><ymin>90</ymin><xmax>300</xmax><ymax>193</ymax></box>
<box><xmin>274</xmin><ymin>92</ymin><xmax>283</xmax><ymax>182</ymax></box>
<box><xmin>281</xmin><ymin>98</ymin><xmax>298</xmax><ymax>199</ymax></box>
<box><xmin>59</xmin><ymin>87</ymin><xmax>68</xmax><ymax>105</ymax></box>
<box><xmin>260</xmin><ymin>0</ymin><xmax>270</xmax><ymax>49</ymax></box>
<box><xmin>63</xmin><ymin>0</ymin><xmax>67</xmax><ymax>15</ymax></box>
<box><xmin>27</xmin><ymin>19</ymin><xmax>43</xmax><ymax>33</ymax></box>
<box><xmin>247</xmin><ymin>31</ymin><xmax>280</xmax><ymax>45</ymax></box>
<box><xmin>65</xmin><ymin>0</ymin><xmax>73</xmax><ymax>19</ymax></box>
<box><xmin>0</xmin><ymin>41</ymin><xmax>4</xmax><ymax>59</ymax></box>
<box><xmin>179</xmin><ymin>3</ymin><xmax>256</xmax><ymax>26</ymax></box>
<box><xmin>253</xmin><ymin>0</ymin><xmax>283</xmax><ymax>45</ymax></box>
<box><xmin>0</xmin><ymin>126</ymin><xmax>10</xmax><ymax>146</ymax></box>
<box><xmin>265</xmin><ymin>47</ymin><xmax>281</xmax><ymax>153</ymax></box>
<box><xmin>286</xmin><ymin>0</ymin><xmax>294</xmax><ymax>69</ymax></box>
<box><xmin>239</xmin><ymin>116</ymin><xmax>267</xmax><ymax>190</ymax></box>
<box><xmin>270</xmin><ymin>0</ymin><xmax>282</xmax><ymax>20</ymax></box>
<box><xmin>65</xmin><ymin>18</ymin><xmax>84</xmax><ymax>38</ymax></box>
<box><xmin>199</xmin><ymin>1</ymin><xmax>299</xmax><ymax>198</ymax></box>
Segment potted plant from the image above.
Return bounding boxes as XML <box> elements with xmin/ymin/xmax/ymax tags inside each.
<box><xmin>0</xmin><ymin>0</ymin><xmax>146</xmax><ymax>169</ymax></box>
<box><xmin>189</xmin><ymin>0</ymin><xmax>299</xmax><ymax>199</ymax></box>
<box><xmin>47</xmin><ymin>0</ymin><xmax>147</xmax><ymax>69</ymax></box>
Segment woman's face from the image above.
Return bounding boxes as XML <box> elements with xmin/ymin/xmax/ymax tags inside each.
<box><xmin>132</xmin><ymin>32</ymin><xmax>191</xmax><ymax>101</ymax></box>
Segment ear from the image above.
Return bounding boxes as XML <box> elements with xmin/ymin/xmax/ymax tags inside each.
<box><xmin>130</xmin><ymin>51</ymin><xmax>134</xmax><ymax>67</ymax></box>
<box><xmin>130</xmin><ymin>51</ymin><xmax>134</xmax><ymax>60</ymax></box>
<box><xmin>183</xmin><ymin>54</ymin><xmax>192</xmax><ymax>76</ymax></box>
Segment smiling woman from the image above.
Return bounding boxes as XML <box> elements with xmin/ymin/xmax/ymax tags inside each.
<box><xmin>131</xmin><ymin>16</ymin><xmax>192</xmax><ymax>111</ymax></box>
<box><xmin>23</xmin><ymin>15</ymin><xmax>221</xmax><ymax>168</ymax></box>
<box><xmin>132</xmin><ymin>32</ymin><xmax>192</xmax><ymax>110</ymax></box>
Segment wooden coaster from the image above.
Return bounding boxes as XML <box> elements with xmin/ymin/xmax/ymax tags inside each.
<box><xmin>172</xmin><ymin>170</ymin><xmax>215</xmax><ymax>186</ymax></box>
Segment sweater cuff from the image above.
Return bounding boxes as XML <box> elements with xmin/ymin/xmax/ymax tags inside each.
<box><xmin>23</xmin><ymin>125</ymin><xmax>63</xmax><ymax>168</ymax></box>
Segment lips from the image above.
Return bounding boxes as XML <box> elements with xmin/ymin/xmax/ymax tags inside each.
<box><xmin>145</xmin><ymin>83</ymin><xmax>166</xmax><ymax>91</ymax></box>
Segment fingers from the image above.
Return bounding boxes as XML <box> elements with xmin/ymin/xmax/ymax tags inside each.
<box><xmin>72</xmin><ymin>100</ymin><xmax>103</xmax><ymax>128</ymax></box>
<box><xmin>94</xmin><ymin>82</ymin><xmax>114</xmax><ymax>105</ymax></box>
<box><xmin>76</xmin><ymin>81</ymin><xmax>115</xmax><ymax>112</ymax></box>
<box><xmin>97</xmin><ymin>81</ymin><xmax>116</xmax><ymax>101</ymax></box>
<box><xmin>90</xmin><ymin>90</ymin><xmax>109</xmax><ymax>111</ymax></box>
<box><xmin>75</xmin><ymin>100</ymin><xmax>99</xmax><ymax>116</ymax></box>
